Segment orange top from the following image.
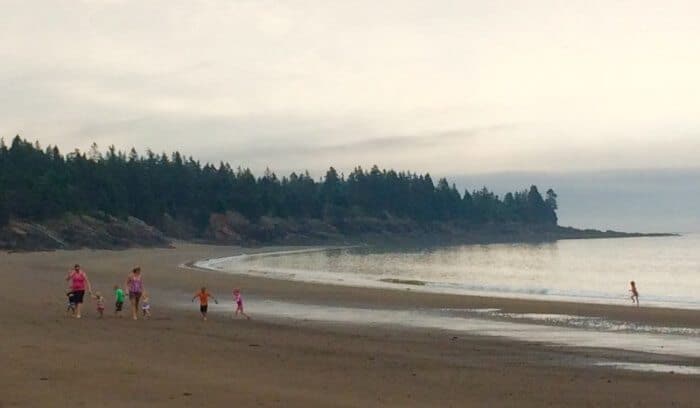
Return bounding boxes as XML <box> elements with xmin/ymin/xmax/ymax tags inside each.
<box><xmin>195</xmin><ymin>292</ymin><xmax>210</xmax><ymax>305</ymax></box>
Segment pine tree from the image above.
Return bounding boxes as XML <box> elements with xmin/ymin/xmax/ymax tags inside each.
<box><xmin>0</xmin><ymin>136</ymin><xmax>560</xmax><ymax>232</ymax></box>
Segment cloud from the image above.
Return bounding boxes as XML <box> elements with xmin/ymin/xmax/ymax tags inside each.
<box><xmin>1</xmin><ymin>0</ymin><xmax>700</xmax><ymax>176</ymax></box>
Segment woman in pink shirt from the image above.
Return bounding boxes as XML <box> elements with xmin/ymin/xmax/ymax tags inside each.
<box><xmin>126</xmin><ymin>266</ymin><xmax>145</xmax><ymax>320</ymax></box>
<box><xmin>65</xmin><ymin>264</ymin><xmax>92</xmax><ymax>319</ymax></box>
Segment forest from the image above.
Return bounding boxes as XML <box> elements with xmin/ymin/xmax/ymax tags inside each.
<box><xmin>0</xmin><ymin>136</ymin><xmax>558</xmax><ymax>231</ymax></box>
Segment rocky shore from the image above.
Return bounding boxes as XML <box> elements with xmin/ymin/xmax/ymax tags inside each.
<box><xmin>0</xmin><ymin>210</ymin><xmax>675</xmax><ymax>251</ymax></box>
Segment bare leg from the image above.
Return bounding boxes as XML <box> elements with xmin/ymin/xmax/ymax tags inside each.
<box><xmin>131</xmin><ymin>297</ymin><xmax>138</xmax><ymax>320</ymax></box>
<box><xmin>237</xmin><ymin>306</ymin><xmax>250</xmax><ymax>320</ymax></box>
<box><xmin>75</xmin><ymin>302</ymin><xmax>83</xmax><ymax>318</ymax></box>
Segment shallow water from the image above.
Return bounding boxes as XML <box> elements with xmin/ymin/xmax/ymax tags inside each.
<box><xmin>192</xmin><ymin>298</ymin><xmax>700</xmax><ymax>361</ymax></box>
<box><xmin>444</xmin><ymin>309</ymin><xmax>700</xmax><ymax>336</ymax></box>
<box><xmin>197</xmin><ymin>234</ymin><xmax>700</xmax><ymax>309</ymax></box>
<box><xmin>595</xmin><ymin>362</ymin><xmax>700</xmax><ymax>375</ymax></box>
<box><xmin>192</xmin><ymin>237</ymin><xmax>700</xmax><ymax>372</ymax></box>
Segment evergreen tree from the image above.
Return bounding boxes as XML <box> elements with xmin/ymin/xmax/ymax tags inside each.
<box><xmin>0</xmin><ymin>136</ymin><xmax>560</xmax><ymax>231</ymax></box>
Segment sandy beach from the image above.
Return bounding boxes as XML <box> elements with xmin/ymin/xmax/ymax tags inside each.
<box><xmin>2</xmin><ymin>243</ymin><xmax>699</xmax><ymax>407</ymax></box>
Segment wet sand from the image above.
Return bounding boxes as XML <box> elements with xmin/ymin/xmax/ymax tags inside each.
<box><xmin>2</xmin><ymin>243</ymin><xmax>699</xmax><ymax>407</ymax></box>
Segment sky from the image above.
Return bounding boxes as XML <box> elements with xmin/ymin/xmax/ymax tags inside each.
<box><xmin>454</xmin><ymin>169</ymin><xmax>700</xmax><ymax>233</ymax></box>
<box><xmin>1</xmin><ymin>1</ymin><xmax>699</xmax><ymax>231</ymax></box>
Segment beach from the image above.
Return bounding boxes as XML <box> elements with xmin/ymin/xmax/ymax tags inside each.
<box><xmin>2</xmin><ymin>243</ymin><xmax>699</xmax><ymax>407</ymax></box>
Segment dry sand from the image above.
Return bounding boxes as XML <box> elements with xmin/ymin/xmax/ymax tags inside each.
<box><xmin>1</xmin><ymin>243</ymin><xmax>699</xmax><ymax>407</ymax></box>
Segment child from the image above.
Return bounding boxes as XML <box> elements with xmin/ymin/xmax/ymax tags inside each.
<box><xmin>114</xmin><ymin>285</ymin><xmax>125</xmax><ymax>318</ymax></box>
<box><xmin>192</xmin><ymin>287</ymin><xmax>217</xmax><ymax>321</ymax></box>
<box><xmin>141</xmin><ymin>292</ymin><xmax>151</xmax><ymax>319</ymax></box>
<box><xmin>630</xmin><ymin>281</ymin><xmax>639</xmax><ymax>307</ymax></box>
<box><xmin>233</xmin><ymin>288</ymin><xmax>250</xmax><ymax>320</ymax></box>
<box><xmin>93</xmin><ymin>292</ymin><xmax>105</xmax><ymax>318</ymax></box>
<box><xmin>66</xmin><ymin>290</ymin><xmax>77</xmax><ymax>316</ymax></box>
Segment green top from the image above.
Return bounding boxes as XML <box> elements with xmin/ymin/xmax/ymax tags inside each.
<box><xmin>115</xmin><ymin>288</ymin><xmax>125</xmax><ymax>302</ymax></box>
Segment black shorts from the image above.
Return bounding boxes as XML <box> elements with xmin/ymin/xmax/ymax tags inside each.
<box><xmin>200</xmin><ymin>305</ymin><xmax>208</xmax><ymax>313</ymax></box>
<box><xmin>115</xmin><ymin>301</ymin><xmax>124</xmax><ymax>311</ymax></box>
<box><xmin>73</xmin><ymin>290</ymin><xmax>85</xmax><ymax>304</ymax></box>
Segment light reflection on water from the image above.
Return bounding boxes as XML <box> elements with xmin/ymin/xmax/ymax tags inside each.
<box><xmin>191</xmin><ymin>238</ymin><xmax>700</xmax><ymax>374</ymax></box>
<box><xmin>595</xmin><ymin>362</ymin><xmax>700</xmax><ymax>375</ymax></box>
<box><xmin>201</xmin><ymin>234</ymin><xmax>700</xmax><ymax>309</ymax></box>
<box><xmin>193</xmin><ymin>298</ymin><xmax>700</xmax><ymax>361</ymax></box>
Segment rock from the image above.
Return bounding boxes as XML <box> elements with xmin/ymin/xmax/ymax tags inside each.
<box><xmin>0</xmin><ymin>213</ymin><xmax>170</xmax><ymax>251</ymax></box>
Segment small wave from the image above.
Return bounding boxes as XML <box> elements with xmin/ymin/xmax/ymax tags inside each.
<box><xmin>379</xmin><ymin>278</ymin><xmax>427</xmax><ymax>286</ymax></box>
<box><xmin>460</xmin><ymin>310</ymin><xmax>700</xmax><ymax>336</ymax></box>
<box><xmin>596</xmin><ymin>362</ymin><xmax>700</xmax><ymax>375</ymax></box>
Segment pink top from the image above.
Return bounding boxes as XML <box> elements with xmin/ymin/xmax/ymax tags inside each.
<box><xmin>234</xmin><ymin>293</ymin><xmax>243</xmax><ymax>304</ymax></box>
<box><xmin>70</xmin><ymin>270</ymin><xmax>87</xmax><ymax>291</ymax></box>
<box><xmin>127</xmin><ymin>274</ymin><xmax>143</xmax><ymax>293</ymax></box>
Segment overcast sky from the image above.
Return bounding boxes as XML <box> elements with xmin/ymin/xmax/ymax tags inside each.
<box><xmin>1</xmin><ymin>0</ymin><xmax>699</xmax><ymax>178</ymax></box>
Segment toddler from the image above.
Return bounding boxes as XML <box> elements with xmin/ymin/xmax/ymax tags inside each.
<box><xmin>114</xmin><ymin>285</ymin><xmax>125</xmax><ymax>317</ymax></box>
<box><xmin>66</xmin><ymin>290</ymin><xmax>76</xmax><ymax>316</ymax></box>
<box><xmin>233</xmin><ymin>288</ymin><xmax>250</xmax><ymax>320</ymax></box>
<box><xmin>93</xmin><ymin>292</ymin><xmax>105</xmax><ymax>318</ymax></box>
<box><xmin>141</xmin><ymin>292</ymin><xmax>151</xmax><ymax>319</ymax></box>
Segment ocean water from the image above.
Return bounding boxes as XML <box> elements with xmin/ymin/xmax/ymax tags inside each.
<box><xmin>197</xmin><ymin>234</ymin><xmax>700</xmax><ymax>310</ymax></box>
<box><xmin>192</xmin><ymin>236</ymin><xmax>700</xmax><ymax>367</ymax></box>
<box><xmin>186</xmin><ymin>298</ymin><xmax>700</xmax><ymax>361</ymax></box>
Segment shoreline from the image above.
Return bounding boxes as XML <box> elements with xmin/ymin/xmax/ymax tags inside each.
<box><xmin>188</xmin><ymin>242</ymin><xmax>700</xmax><ymax>315</ymax></box>
<box><xmin>2</xmin><ymin>243</ymin><xmax>699</xmax><ymax>407</ymax></box>
<box><xmin>1</xmin><ymin>214</ymin><xmax>679</xmax><ymax>251</ymax></box>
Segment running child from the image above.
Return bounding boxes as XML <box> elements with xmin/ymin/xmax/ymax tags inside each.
<box><xmin>93</xmin><ymin>291</ymin><xmax>105</xmax><ymax>318</ymax></box>
<box><xmin>192</xmin><ymin>287</ymin><xmax>217</xmax><ymax>321</ymax></box>
<box><xmin>114</xmin><ymin>285</ymin><xmax>125</xmax><ymax>317</ymax></box>
<box><xmin>141</xmin><ymin>292</ymin><xmax>151</xmax><ymax>319</ymax></box>
<box><xmin>233</xmin><ymin>288</ymin><xmax>250</xmax><ymax>320</ymax></box>
<box><xmin>629</xmin><ymin>281</ymin><xmax>639</xmax><ymax>307</ymax></box>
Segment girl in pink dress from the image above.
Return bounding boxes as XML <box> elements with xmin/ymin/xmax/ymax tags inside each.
<box><xmin>233</xmin><ymin>288</ymin><xmax>250</xmax><ymax>320</ymax></box>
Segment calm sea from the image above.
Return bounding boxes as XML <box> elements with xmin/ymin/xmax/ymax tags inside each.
<box><xmin>203</xmin><ymin>234</ymin><xmax>700</xmax><ymax>310</ymax></box>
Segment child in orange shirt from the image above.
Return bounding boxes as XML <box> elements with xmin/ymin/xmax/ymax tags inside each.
<box><xmin>192</xmin><ymin>287</ymin><xmax>218</xmax><ymax>320</ymax></box>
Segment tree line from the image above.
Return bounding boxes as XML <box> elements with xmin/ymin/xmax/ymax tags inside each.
<box><xmin>0</xmin><ymin>136</ymin><xmax>558</xmax><ymax>229</ymax></box>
